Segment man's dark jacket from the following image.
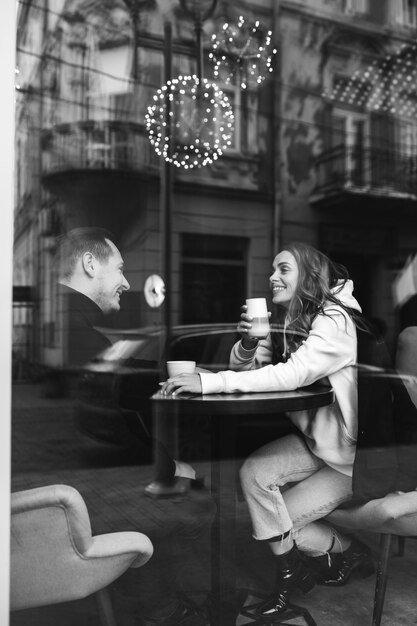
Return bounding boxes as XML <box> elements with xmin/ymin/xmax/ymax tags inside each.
<box><xmin>59</xmin><ymin>284</ymin><xmax>111</xmax><ymax>368</ymax></box>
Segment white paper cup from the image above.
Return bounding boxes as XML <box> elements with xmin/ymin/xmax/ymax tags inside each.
<box><xmin>167</xmin><ymin>360</ymin><xmax>196</xmax><ymax>377</ymax></box>
<box><xmin>246</xmin><ymin>297</ymin><xmax>270</xmax><ymax>339</ymax></box>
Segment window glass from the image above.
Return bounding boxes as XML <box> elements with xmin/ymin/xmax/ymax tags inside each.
<box><xmin>345</xmin><ymin>0</ymin><xmax>368</xmax><ymax>13</ymax></box>
<box><xmin>11</xmin><ymin>4</ymin><xmax>417</xmax><ymax>625</ymax></box>
<box><xmin>403</xmin><ymin>0</ymin><xmax>417</xmax><ymax>26</ymax></box>
<box><xmin>181</xmin><ymin>234</ymin><xmax>248</xmax><ymax>324</ymax></box>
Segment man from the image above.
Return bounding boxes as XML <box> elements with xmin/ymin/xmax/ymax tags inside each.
<box><xmin>55</xmin><ymin>228</ymin><xmax>212</xmax><ymax>626</ymax></box>
<box><xmin>57</xmin><ymin>227</ymin><xmax>197</xmax><ymax>479</ymax></box>
<box><xmin>56</xmin><ymin>227</ymin><xmax>130</xmax><ymax>367</ymax></box>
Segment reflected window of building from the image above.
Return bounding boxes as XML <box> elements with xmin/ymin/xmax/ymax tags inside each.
<box><xmin>331</xmin><ymin>107</ymin><xmax>370</xmax><ymax>187</ymax></box>
<box><xmin>217</xmin><ymin>83</ymin><xmax>240</xmax><ymax>151</ymax></box>
<box><xmin>345</xmin><ymin>0</ymin><xmax>369</xmax><ymax>15</ymax></box>
<box><xmin>398</xmin><ymin>119</ymin><xmax>417</xmax><ymax>183</ymax></box>
<box><xmin>399</xmin><ymin>119</ymin><xmax>417</xmax><ymax>156</ymax></box>
<box><xmin>397</xmin><ymin>0</ymin><xmax>417</xmax><ymax>27</ymax></box>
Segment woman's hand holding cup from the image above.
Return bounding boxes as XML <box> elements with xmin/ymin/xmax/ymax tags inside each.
<box><xmin>238</xmin><ymin>305</ymin><xmax>259</xmax><ymax>350</ymax></box>
<box><xmin>238</xmin><ymin>298</ymin><xmax>271</xmax><ymax>349</ymax></box>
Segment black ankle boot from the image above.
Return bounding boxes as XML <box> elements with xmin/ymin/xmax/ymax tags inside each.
<box><xmin>255</xmin><ymin>544</ymin><xmax>315</xmax><ymax>616</ymax></box>
<box><xmin>310</xmin><ymin>538</ymin><xmax>374</xmax><ymax>587</ymax></box>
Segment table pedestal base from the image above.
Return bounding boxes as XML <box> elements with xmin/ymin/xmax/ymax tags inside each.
<box><xmin>238</xmin><ymin>590</ymin><xmax>317</xmax><ymax>626</ymax></box>
<box><xmin>196</xmin><ymin>589</ymin><xmax>317</xmax><ymax>626</ymax></box>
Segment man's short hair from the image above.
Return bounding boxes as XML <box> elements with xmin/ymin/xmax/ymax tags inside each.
<box><xmin>56</xmin><ymin>227</ymin><xmax>115</xmax><ymax>281</ymax></box>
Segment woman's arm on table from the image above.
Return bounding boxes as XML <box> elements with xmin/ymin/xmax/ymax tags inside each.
<box><xmin>160</xmin><ymin>309</ymin><xmax>356</xmax><ymax>396</ymax></box>
<box><xmin>200</xmin><ymin>309</ymin><xmax>356</xmax><ymax>395</ymax></box>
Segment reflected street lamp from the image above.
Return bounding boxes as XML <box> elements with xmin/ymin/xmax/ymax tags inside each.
<box><xmin>179</xmin><ymin>0</ymin><xmax>218</xmax><ymax>81</ymax></box>
<box><xmin>122</xmin><ymin>0</ymin><xmax>155</xmax><ymax>81</ymax></box>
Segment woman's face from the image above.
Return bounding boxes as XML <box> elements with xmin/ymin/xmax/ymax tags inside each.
<box><xmin>270</xmin><ymin>250</ymin><xmax>299</xmax><ymax>307</ymax></box>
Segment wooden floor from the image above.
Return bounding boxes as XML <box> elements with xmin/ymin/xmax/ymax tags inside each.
<box><xmin>10</xmin><ymin>383</ymin><xmax>417</xmax><ymax>626</ymax></box>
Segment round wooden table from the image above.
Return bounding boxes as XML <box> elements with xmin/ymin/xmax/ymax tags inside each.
<box><xmin>151</xmin><ymin>384</ymin><xmax>334</xmax><ymax>626</ymax></box>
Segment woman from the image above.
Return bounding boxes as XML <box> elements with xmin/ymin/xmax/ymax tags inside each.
<box><xmin>161</xmin><ymin>242</ymin><xmax>373</xmax><ymax>617</ymax></box>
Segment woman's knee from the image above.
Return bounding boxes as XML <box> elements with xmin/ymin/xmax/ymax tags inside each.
<box><xmin>239</xmin><ymin>454</ymin><xmax>261</xmax><ymax>493</ymax></box>
<box><xmin>239</xmin><ymin>435</ymin><xmax>305</xmax><ymax>494</ymax></box>
<box><xmin>239</xmin><ymin>448</ymin><xmax>282</xmax><ymax>494</ymax></box>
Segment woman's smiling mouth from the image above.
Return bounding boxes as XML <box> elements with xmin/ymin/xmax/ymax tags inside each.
<box><xmin>272</xmin><ymin>284</ymin><xmax>286</xmax><ymax>294</ymax></box>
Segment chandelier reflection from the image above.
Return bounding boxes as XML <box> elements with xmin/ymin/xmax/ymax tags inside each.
<box><xmin>209</xmin><ymin>15</ymin><xmax>277</xmax><ymax>90</ymax></box>
<box><xmin>145</xmin><ymin>75</ymin><xmax>234</xmax><ymax>169</ymax></box>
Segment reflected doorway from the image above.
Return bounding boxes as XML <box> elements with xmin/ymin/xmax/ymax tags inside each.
<box><xmin>181</xmin><ymin>234</ymin><xmax>248</xmax><ymax>324</ymax></box>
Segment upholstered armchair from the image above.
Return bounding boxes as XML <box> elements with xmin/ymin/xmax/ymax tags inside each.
<box><xmin>11</xmin><ymin>484</ymin><xmax>154</xmax><ymax>625</ymax></box>
<box><xmin>326</xmin><ymin>490</ymin><xmax>417</xmax><ymax>626</ymax></box>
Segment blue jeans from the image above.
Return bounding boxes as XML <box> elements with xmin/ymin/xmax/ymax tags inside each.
<box><xmin>240</xmin><ymin>433</ymin><xmax>353</xmax><ymax>556</ymax></box>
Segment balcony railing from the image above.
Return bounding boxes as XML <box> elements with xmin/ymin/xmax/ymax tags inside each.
<box><xmin>42</xmin><ymin>120</ymin><xmax>160</xmax><ymax>176</ymax></box>
<box><xmin>313</xmin><ymin>145</ymin><xmax>417</xmax><ymax>200</ymax></box>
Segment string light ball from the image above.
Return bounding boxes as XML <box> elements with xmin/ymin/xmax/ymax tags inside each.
<box><xmin>145</xmin><ymin>75</ymin><xmax>234</xmax><ymax>169</ymax></box>
<box><xmin>324</xmin><ymin>41</ymin><xmax>417</xmax><ymax>118</ymax></box>
<box><xmin>209</xmin><ymin>15</ymin><xmax>277</xmax><ymax>89</ymax></box>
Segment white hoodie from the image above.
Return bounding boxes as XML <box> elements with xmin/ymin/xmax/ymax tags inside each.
<box><xmin>199</xmin><ymin>280</ymin><xmax>361</xmax><ymax>476</ymax></box>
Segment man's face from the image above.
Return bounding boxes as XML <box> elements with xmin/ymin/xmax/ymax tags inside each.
<box><xmin>94</xmin><ymin>240</ymin><xmax>130</xmax><ymax>314</ymax></box>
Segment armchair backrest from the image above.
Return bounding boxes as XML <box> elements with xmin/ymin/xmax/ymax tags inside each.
<box><xmin>395</xmin><ymin>326</ymin><xmax>417</xmax><ymax>408</ymax></box>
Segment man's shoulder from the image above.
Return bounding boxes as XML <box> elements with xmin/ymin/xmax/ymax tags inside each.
<box><xmin>58</xmin><ymin>283</ymin><xmax>91</xmax><ymax>303</ymax></box>
<box><xmin>58</xmin><ymin>283</ymin><xmax>102</xmax><ymax>315</ymax></box>
<box><xmin>57</xmin><ymin>284</ymin><xmax>111</xmax><ymax>366</ymax></box>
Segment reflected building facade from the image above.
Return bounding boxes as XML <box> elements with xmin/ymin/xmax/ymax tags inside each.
<box><xmin>277</xmin><ymin>0</ymin><xmax>417</xmax><ymax>348</ymax></box>
<box><xmin>13</xmin><ymin>0</ymin><xmax>417</xmax><ymax>376</ymax></box>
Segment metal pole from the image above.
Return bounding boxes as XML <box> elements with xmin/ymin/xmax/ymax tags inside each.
<box><xmin>130</xmin><ymin>1</ymin><xmax>139</xmax><ymax>82</ymax></box>
<box><xmin>145</xmin><ymin>20</ymin><xmax>183</xmax><ymax>497</ymax></box>
<box><xmin>195</xmin><ymin>21</ymin><xmax>203</xmax><ymax>81</ymax></box>
<box><xmin>162</xmin><ymin>19</ymin><xmax>173</xmax><ymax>360</ymax></box>
<box><xmin>179</xmin><ymin>0</ymin><xmax>219</xmax><ymax>81</ymax></box>
<box><xmin>145</xmin><ymin>20</ymin><xmax>179</xmax><ymax>497</ymax></box>
<box><xmin>271</xmin><ymin>0</ymin><xmax>281</xmax><ymax>256</ymax></box>
<box><xmin>33</xmin><ymin>0</ymin><xmax>49</xmax><ymax>367</ymax></box>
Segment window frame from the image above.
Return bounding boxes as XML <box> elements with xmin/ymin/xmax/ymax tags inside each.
<box><xmin>331</xmin><ymin>107</ymin><xmax>371</xmax><ymax>186</ymax></box>
<box><xmin>345</xmin><ymin>0</ymin><xmax>369</xmax><ymax>15</ymax></box>
<box><xmin>396</xmin><ymin>0</ymin><xmax>417</xmax><ymax>27</ymax></box>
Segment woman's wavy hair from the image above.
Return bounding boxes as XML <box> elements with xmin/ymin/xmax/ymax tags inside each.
<box><xmin>271</xmin><ymin>242</ymin><xmax>362</xmax><ymax>358</ymax></box>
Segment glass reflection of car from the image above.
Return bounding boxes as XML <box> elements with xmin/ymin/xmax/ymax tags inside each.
<box><xmin>78</xmin><ymin>324</ymin><xmax>345</xmax><ymax>462</ymax></box>
<box><xmin>75</xmin><ymin>324</ymin><xmax>241</xmax><ymax>460</ymax></box>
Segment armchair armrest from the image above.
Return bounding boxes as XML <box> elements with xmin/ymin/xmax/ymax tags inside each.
<box><xmin>84</xmin><ymin>531</ymin><xmax>153</xmax><ymax>568</ymax></box>
<box><xmin>327</xmin><ymin>491</ymin><xmax>417</xmax><ymax>535</ymax></box>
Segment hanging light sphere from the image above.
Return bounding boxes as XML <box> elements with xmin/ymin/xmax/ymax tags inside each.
<box><xmin>145</xmin><ymin>75</ymin><xmax>235</xmax><ymax>169</ymax></box>
<box><xmin>209</xmin><ymin>15</ymin><xmax>277</xmax><ymax>89</ymax></box>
